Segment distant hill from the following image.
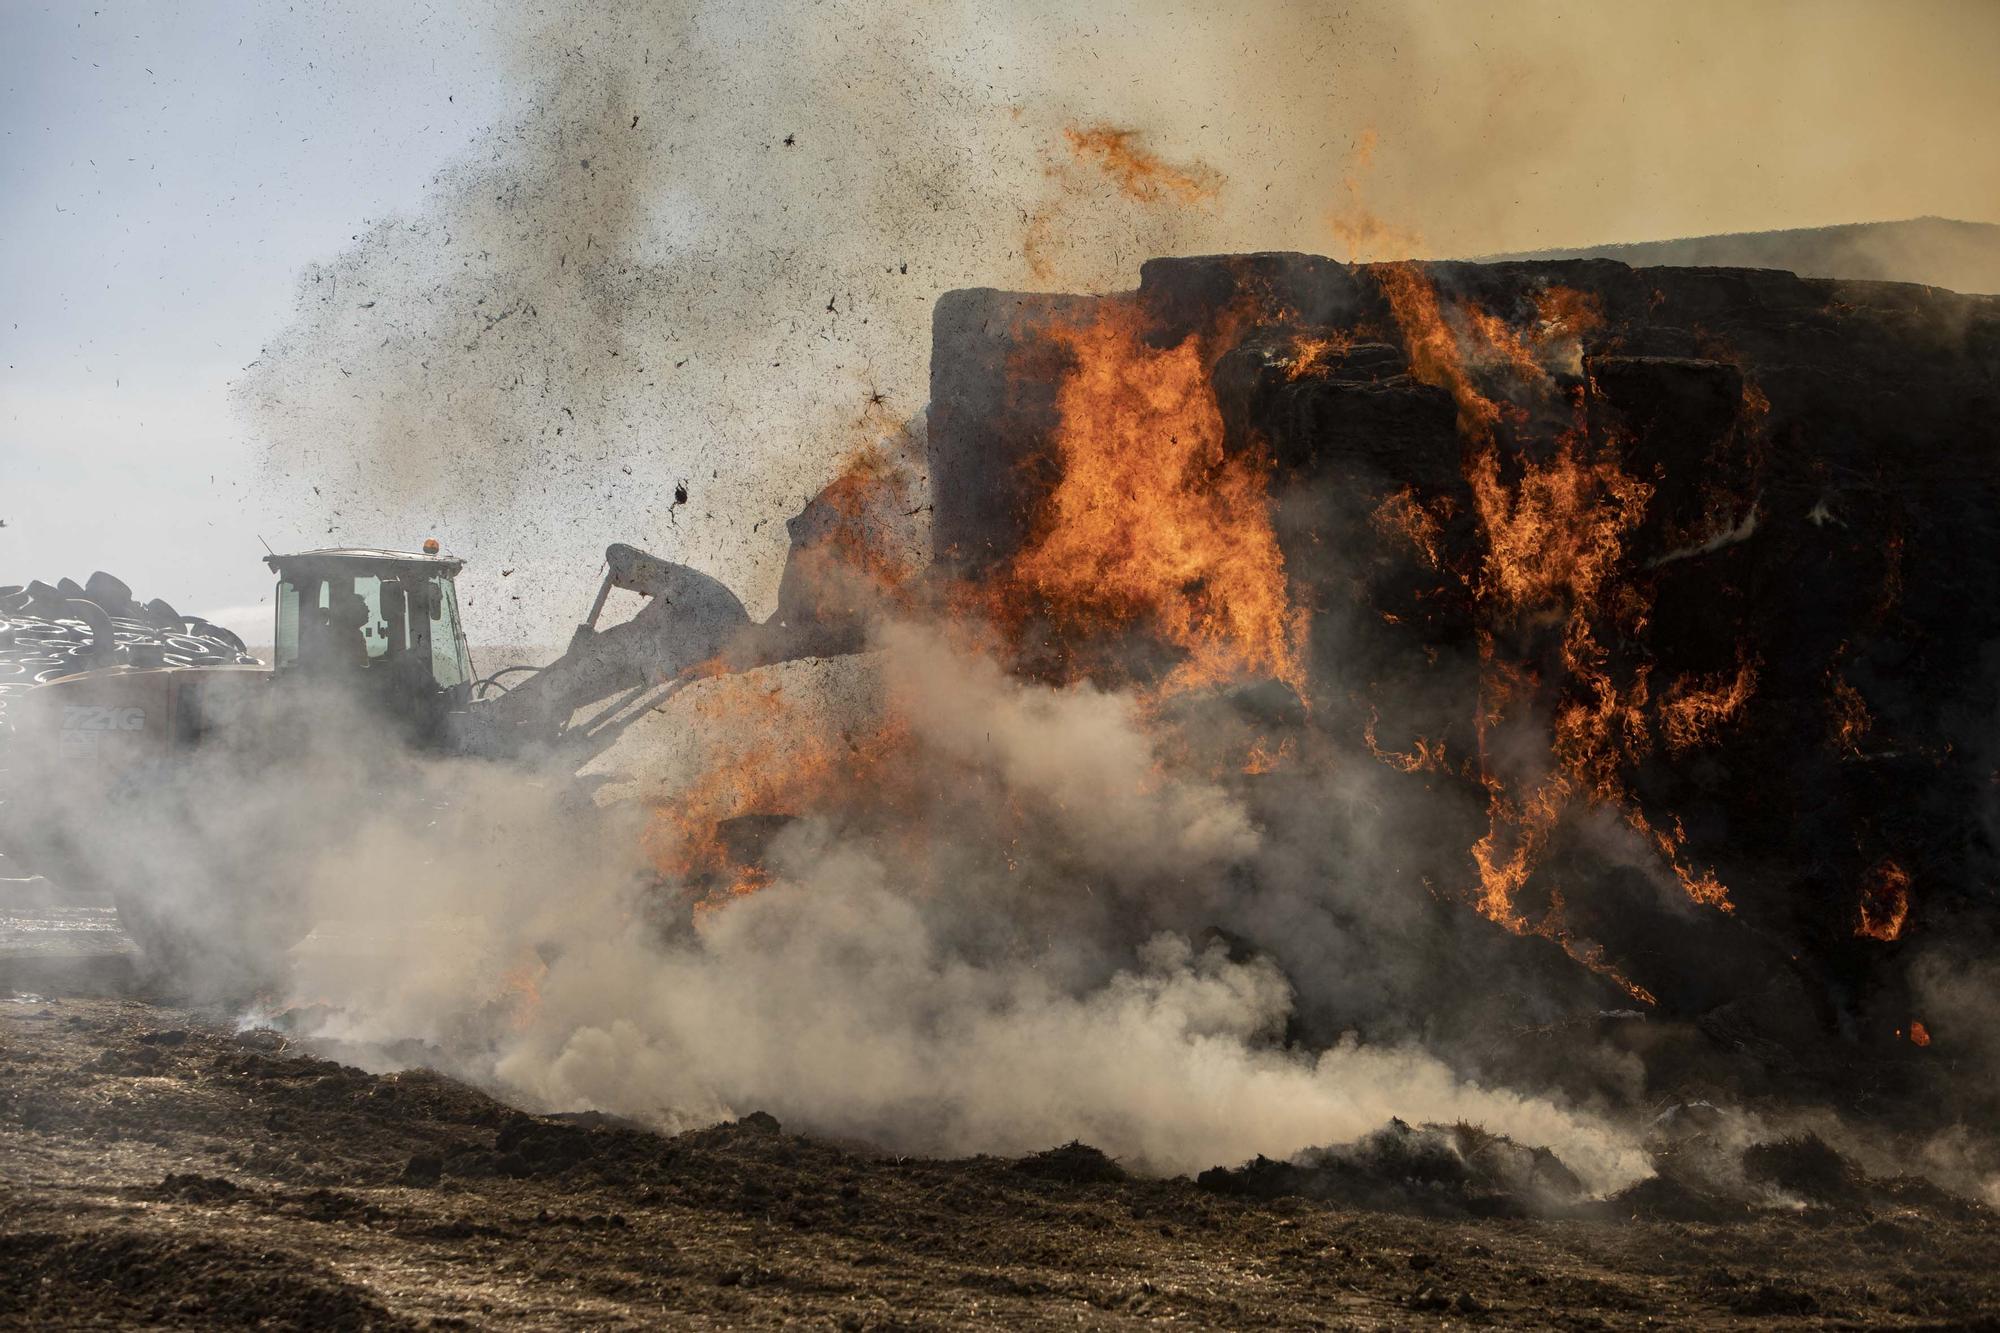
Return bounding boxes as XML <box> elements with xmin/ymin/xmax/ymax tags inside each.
<box><xmin>1489</xmin><ymin>216</ymin><xmax>2000</xmax><ymax>295</ymax></box>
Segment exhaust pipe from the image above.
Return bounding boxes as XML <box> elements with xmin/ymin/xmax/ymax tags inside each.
<box><xmin>63</xmin><ymin>599</ymin><xmax>122</xmax><ymax>667</ymax></box>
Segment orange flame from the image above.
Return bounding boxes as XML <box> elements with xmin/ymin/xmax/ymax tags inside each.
<box><xmin>1537</xmin><ymin>886</ymin><xmax>1659</xmax><ymax>1007</ymax></box>
<box><xmin>776</xmin><ymin>439</ymin><xmax>925</xmax><ymax>624</ymax></box>
<box><xmin>1657</xmin><ymin>659</ymin><xmax>1759</xmax><ymax>754</ymax></box>
<box><xmin>1829</xmin><ymin>670</ymin><xmax>1873</xmax><ymax>757</ymax></box>
<box><xmin>1909</xmin><ymin>1020</ymin><xmax>1931</xmax><ymax>1047</ymax></box>
<box><xmin>642</xmin><ymin>675</ymin><xmax>917</xmax><ymax>912</ymax></box>
<box><xmin>1531</xmin><ymin>285</ymin><xmax>1604</xmax><ymax>343</ymax></box>
<box><xmin>1378</xmin><ymin>261</ymin><xmax>1735</xmax><ymax>987</ymax></box>
<box><xmin>1379</xmin><ymin>262</ymin><xmax>1501</xmax><ymax>441</ymax></box>
<box><xmin>1364</xmin><ymin>708</ymin><xmax>1450</xmax><ymax>775</ymax></box>
<box><xmin>1284</xmin><ymin>329</ymin><xmax>1356</xmax><ymax>381</ymax></box>
<box><xmin>1465</xmin><ymin>304</ymin><xmax>1549</xmax><ymax>390</ymax></box>
<box><xmin>1010</xmin><ymin>300</ymin><xmax>1309</xmax><ymax>697</ymax></box>
<box><xmin>1855</xmin><ymin>859</ymin><xmax>1912</xmax><ymax>941</ymax></box>
<box><xmin>1063</xmin><ymin>126</ymin><xmax>1220</xmax><ymax>206</ymax></box>
<box><xmin>1371</xmin><ymin>487</ymin><xmax>1445</xmax><ymax>570</ymax></box>
<box><xmin>1242</xmin><ymin>735</ymin><xmax>1295</xmax><ymax>775</ymax></box>
<box><xmin>498</xmin><ymin>953</ymin><xmax>548</xmax><ymax>1033</ymax></box>
<box><xmin>1325</xmin><ymin>129</ymin><xmax>1425</xmax><ymax>261</ymax></box>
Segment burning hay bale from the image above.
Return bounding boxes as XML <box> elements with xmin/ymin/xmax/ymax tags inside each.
<box><xmin>927</xmin><ymin>254</ymin><xmax>2000</xmax><ymax>1086</ymax></box>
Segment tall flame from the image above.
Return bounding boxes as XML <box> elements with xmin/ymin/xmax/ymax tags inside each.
<box><xmin>1375</xmin><ymin>262</ymin><xmax>1738</xmax><ymax>999</ymax></box>
<box><xmin>643</xmin><ymin>299</ymin><xmax>1312</xmax><ymax>907</ymax></box>
<box><xmin>1010</xmin><ymin>301</ymin><xmax>1309</xmax><ymax>698</ymax></box>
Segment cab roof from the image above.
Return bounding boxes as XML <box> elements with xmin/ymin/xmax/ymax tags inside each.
<box><xmin>264</xmin><ymin>547</ymin><xmax>464</xmax><ymax>576</ymax></box>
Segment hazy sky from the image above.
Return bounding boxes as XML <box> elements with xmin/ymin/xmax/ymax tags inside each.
<box><xmin>6</xmin><ymin>0</ymin><xmax>1997</xmax><ymax>645</ymax></box>
<box><xmin>3</xmin><ymin>2</ymin><xmax>514</xmax><ymax>636</ymax></box>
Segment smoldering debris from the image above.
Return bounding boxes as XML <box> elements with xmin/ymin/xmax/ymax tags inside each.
<box><xmin>1197</xmin><ymin>1118</ymin><xmax>1588</xmax><ymax>1218</ymax></box>
<box><xmin>12</xmin><ymin>999</ymin><xmax>2000</xmax><ymax>1326</ymax></box>
<box><xmin>1198</xmin><ymin>1116</ymin><xmax>2000</xmax><ymax>1227</ymax></box>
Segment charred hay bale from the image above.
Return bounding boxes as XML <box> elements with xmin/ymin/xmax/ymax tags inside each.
<box><xmin>1011</xmin><ymin>1141</ymin><xmax>1127</xmax><ymax>1184</ymax></box>
<box><xmin>1197</xmin><ymin>1119</ymin><xmax>1583</xmax><ymax>1217</ymax></box>
<box><xmin>1603</xmin><ymin>1169</ymin><xmax>1752</xmax><ymax>1224</ymax></box>
<box><xmin>151</xmin><ymin>1173</ymin><xmax>243</xmax><ymax>1204</ymax></box>
<box><xmin>1700</xmin><ymin>1268</ymin><xmax>1824</xmax><ymax>1318</ymax></box>
<box><xmin>493</xmin><ymin>1115</ymin><xmax>600</xmax><ymax>1178</ymax></box>
<box><xmin>1740</xmin><ymin>1132</ymin><xmax>1867</xmax><ymax>1206</ymax></box>
<box><xmin>399</xmin><ymin>1153</ymin><xmax>444</xmax><ymax>1187</ymax></box>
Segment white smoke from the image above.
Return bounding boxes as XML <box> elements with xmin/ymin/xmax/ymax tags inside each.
<box><xmin>268</xmin><ymin>618</ymin><xmax>1649</xmax><ymax>1193</ymax></box>
<box><xmin>238</xmin><ymin>0</ymin><xmax>2000</xmax><ymax>648</ymax></box>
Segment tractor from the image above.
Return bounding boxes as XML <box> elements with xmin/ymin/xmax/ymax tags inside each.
<box><xmin>0</xmin><ymin>539</ymin><xmax>762</xmax><ymax>982</ymax></box>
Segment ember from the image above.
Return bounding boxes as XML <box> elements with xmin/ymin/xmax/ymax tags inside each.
<box><xmin>1062</xmin><ymin>126</ymin><xmax>1219</xmax><ymax>207</ymax></box>
<box><xmin>1856</xmin><ymin>859</ymin><xmax>1913</xmax><ymax>942</ymax></box>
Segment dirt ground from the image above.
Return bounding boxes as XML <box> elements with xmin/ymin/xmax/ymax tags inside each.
<box><xmin>2</xmin><ymin>883</ymin><xmax>1998</xmax><ymax>1330</ymax></box>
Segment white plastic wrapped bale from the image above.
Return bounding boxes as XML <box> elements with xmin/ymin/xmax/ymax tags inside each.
<box><xmin>0</xmin><ymin>574</ymin><xmax>259</xmax><ymax>730</ymax></box>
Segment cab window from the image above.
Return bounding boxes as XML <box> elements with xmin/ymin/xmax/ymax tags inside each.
<box><xmin>274</xmin><ymin>570</ymin><xmax>470</xmax><ymax>692</ymax></box>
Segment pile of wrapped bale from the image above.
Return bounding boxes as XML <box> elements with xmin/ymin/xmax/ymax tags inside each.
<box><xmin>0</xmin><ymin>573</ymin><xmax>258</xmax><ymax>729</ymax></box>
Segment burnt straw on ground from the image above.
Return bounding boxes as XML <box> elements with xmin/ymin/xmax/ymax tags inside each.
<box><xmin>2</xmin><ymin>997</ymin><xmax>1997</xmax><ymax>1329</ymax></box>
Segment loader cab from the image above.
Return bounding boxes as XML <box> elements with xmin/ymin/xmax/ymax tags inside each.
<box><xmin>264</xmin><ymin>547</ymin><xmax>474</xmax><ymax>746</ymax></box>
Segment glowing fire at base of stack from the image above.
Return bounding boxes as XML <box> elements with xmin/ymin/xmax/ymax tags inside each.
<box><xmin>642</xmin><ymin>299</ymin><xmax>1313</xmax><ymax>910</ymax></box>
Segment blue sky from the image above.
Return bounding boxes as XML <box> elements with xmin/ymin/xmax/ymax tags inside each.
<box><xmin>3</xmin><ymin>2</ymin><xmax>512</xmax><ymax>638</ymax></box>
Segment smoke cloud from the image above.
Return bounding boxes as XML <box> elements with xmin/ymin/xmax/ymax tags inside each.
<box><xmin>238</xmin><ymin>0</ymin><xmax>2000</xmax><ymax>647</ymax></box>
<box><xmin>254</xmin><ymin>616</ymin><xmax>1649</xmax><ymax>1193</ymax></box>
<box><xmin>142</xmin><ymin>0</ymin><xmax>1997</xmax><ymax>1204</ymax></box>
